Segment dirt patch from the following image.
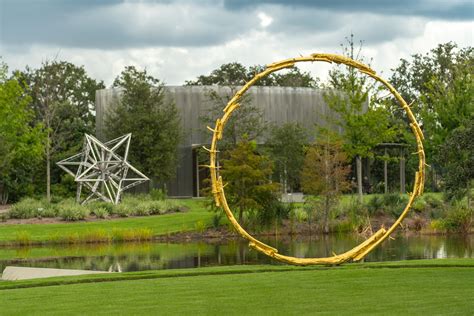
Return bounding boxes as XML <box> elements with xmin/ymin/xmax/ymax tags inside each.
<box><xmin>0</xmin><ymin>205</ymin><xmax>10</xmax><ymax>214</ymax></box>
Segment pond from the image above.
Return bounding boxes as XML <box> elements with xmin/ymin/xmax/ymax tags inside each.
<box><xmin>0</xmin><ymin>234</ymin><xmax>472</xmax><ymax>273</ymax></box>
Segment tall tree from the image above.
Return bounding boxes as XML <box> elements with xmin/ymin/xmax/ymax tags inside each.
<box><xmin>187</xmin><ymin>62</ymin><xmax>266</xmax><ymax>147</ymax></box>
<box><xmin>267</xmin><ymin>123</ymin><xmax>308</xmax><ymax>193</ymax></box>
<box><xmin>438</xmin><ymin>118</ymin><xmax>474</xmax><ymax>205</ymax></box>
<box><xmin>187</xmin><ymin>62</ymin><xmax>319</xmax><ymax>147</ymax></box>
<box><xmin>21</xmin><ymin>61</ymin><xmax>105</xmax><ymax>201</ymax></box>
<box><xmin>220</xmin><ymin>139</ymin><xmax>279</xmax><ymax>223</ymax></box>
<box><xmin>300</xmin><ymin>131</ymin><xmax>351</xmax><ymax>234</ymax></box>
<box><xmin>390</xmin><ymin>43</ymin><xmax>474</xmax><ymax>190</ymax></box>
<box><xmin>0</xmin><ymin>62</ymin><xmax>43</xmax><ymax>203</ymax></box>
<box><xmin>105</xmin><ymin>66</ymin><xmax>182</xmax><ymax>184</ymax></box>
<box><xmin>324</xmin><ymin>34</ymin><xmax>396</xmax><ymax>200</ymax></box>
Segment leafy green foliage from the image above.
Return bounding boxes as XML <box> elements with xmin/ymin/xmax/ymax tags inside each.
<box><xmin>301</xmin><ymin>132</ymin><xmax>351</xmax><ymax>233</ymax></box>
<box><xmin>439</xmin><ymin>204</ymin><xmax>473</xmax><ymax>234</ymax></box>
<box><xmin>267</xmin><ymin>123</ymin><xmax>308</xmax><ymax>193</ymax></box>
<box><xmin>20</xmin><ymin>60</ymin><xmax>105</xmax><ymax>201</ymax></box>
<box><xmin>390</xmin><ymin>43</ymin><xmax>473</xmax><ymax>192</ymax></box>
<box><xmin>0</xmin><ymin>62</ymin><xmax>44</xmax><ymax>203</ymax></box>
<box><xmin>220</xmin><ymin>139</ymin><xmax>280</xmax><ymax>223</ymax></box>
<box><xmin>106</xmin><ymin>66</ymin><xmax>182</xmax><ymax>183</ymax></box>
<box><xmin>185</xmin><ymin>62</ymin><xmax>318</xmax><ymax>88</ymax></box>
<box><xmin>439</xmin><ymin>119</ymin><xmax>474</xmax><ymax>202</ymax></box>
<box><xmin>9</xmin><ymin>198</ymin><xmax>51</xmax><ymax>219</ymax></box>
<box><xmin>57</xmin><ymin>199</ymin><xmax>90</xmax><ymax>221</ymax></box>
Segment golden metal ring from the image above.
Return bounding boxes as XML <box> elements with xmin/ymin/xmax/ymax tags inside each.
<box><xmin>208</xmin><ymin>53</ymin><xmax>425</xmax><ymax>265</ymax></box>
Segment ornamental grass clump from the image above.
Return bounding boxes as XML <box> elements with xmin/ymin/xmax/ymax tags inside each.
<box><xmin>91</xmin><ymin>207</ymin><xmax>109</xmax><ymax>219</ymax></box>
<box><xmin>57</xmin><ymin>199</ymin><xmax>90</xmax><ymax>221</ymax></box>
<box><xmin>9</xmin><ymin>198</ymin><xmax>51</xmax><ymax>219</ymax></box>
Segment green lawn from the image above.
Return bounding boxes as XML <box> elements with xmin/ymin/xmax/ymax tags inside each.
<box><xmin>0</xmin><ymin>199</ymin><xmax>213</xmax><ymax>244</ymax></box>
<box><xmin>0</xmin><ymin>259</ymin><xmax>473</xmax><ymax>315</ymax></box>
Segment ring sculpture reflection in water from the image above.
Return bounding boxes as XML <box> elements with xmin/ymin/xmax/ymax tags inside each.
<box><xmin>207</xmin><ymin>53</ymin><xmax>426</xmax><ymax>265</ymax></box>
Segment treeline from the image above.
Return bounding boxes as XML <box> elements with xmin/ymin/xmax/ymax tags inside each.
<box><xmin>0</xmin><ymin>39</ymin><xmax>472</xmax><ymax>228</ymax></box>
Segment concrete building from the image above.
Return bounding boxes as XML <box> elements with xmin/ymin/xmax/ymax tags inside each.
<box><xmin>95</xmin><ymin>86</ymin><xmax>364</xmax><ymax>197</ymax></box>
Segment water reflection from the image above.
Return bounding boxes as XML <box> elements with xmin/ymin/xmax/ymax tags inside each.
<box><xmin>0</xmin><ymin>234</ymin><xmax>472</xmax><ymax>272</ymax></box>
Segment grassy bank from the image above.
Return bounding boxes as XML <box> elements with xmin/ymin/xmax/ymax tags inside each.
<box><xmin>1</xmin><ymin>259</ymin><xmax>473</xmax><ymax>315</ymax></box>
<box><xmin>0</xmin><ymin>199</ymin><xmax>213</xmax><ymax>245</ymax></box>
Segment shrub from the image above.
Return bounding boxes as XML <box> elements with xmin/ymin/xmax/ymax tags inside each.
<box><xmin>424</xmin><ymin>194</ymin><xmax>443</xmax><ymax>210</ymax></box>
<box><xmin>293</xmin><ymin>207</ymin><xmax>308</xmax><ymax>223</ymax></box>
<box><xmin>441</xmin><ymin>204</ymin><xmax>473</xmax><ymax>234</ymax></box>
<box><xmin>330</xmin><ymin>219</ymin><xmax>355</xmax><ymax>233</ymax></box>
<box><xmin>92</xmin><ymin>207</ymin><xmax>109</xmax><ymax>219</ymax></box>
<box><xmin>150</xmin><ymin>188</ymin><xmax>167</xmax><ymax>201</ymax></box>
<box><xmin>367</xmin><ymin>195</ymin><xmax>384</xmax><ymax>216</ymax></box>
<box><xmin>114</xmin><ymin>204</ymin><xmax>131</xmax><ymax>217</ymax></box>
<box><xmin>9</xmin><ymin>198</ymin><xmax>45</xmax><ymax>219</ymax></box>
<box><xmin>163</xmin><ymin>199</ymin><xmax>182</xmax><ymax>212</ymax></box>
<box><xmin>89</xmin><ymin>201</ymin><xmax>115</xmax><ymax>214</ymax></box>
<box><xmin>412</xmin><ymin>198</ymin><xmax>427</xmax><ymax>213</ymax></box>
<box><xmin>212</xmin><ymin>213</ymin><xmax>223</xmax><ymax>228</ymax></box>
<box><xmin>382</xmin><ymin>193</ymin><xmax>409</xmax><ymax>218</ymax></box>
<box><xmin>57</xmin><ymin>200</ymin><xmax>90</xmax><ymax>221</ymax></box>
<box><xmin>194</xmin><ymin>220</ymin><xmax>207</xmax><ymax>233</ymax></box>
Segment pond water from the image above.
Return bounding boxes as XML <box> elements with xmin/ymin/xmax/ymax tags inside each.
<box><xmin>0</xmin><ymin>234</ymin><xmax>472</xmax><ymax>273</ymax></box>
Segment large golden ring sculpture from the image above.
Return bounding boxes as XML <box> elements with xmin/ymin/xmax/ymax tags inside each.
<box><xmin>207</xmin><ymin>53</ymin><xmax>425</xmax><ymax>265</ymax></box>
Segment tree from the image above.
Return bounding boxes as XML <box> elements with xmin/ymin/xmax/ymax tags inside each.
<box><xmin>0</xmin><ymin>62</ymin><xmax>43</xmax><ymax>203</ymax></box>
<box><xmin>21</xmin><ymin>60</ymin><xmax>105</xmax><ymax>201</ymax></box>
<box><xmin>439</xmin><ymin>119</ymin><xmax>474</xmax><ymax>206</ymax></box>
<box><xmin>187</xmin><ymin>62</ymin><xmax>319</xmax><ymax>147</ymax></box>
<box><xmin>220</xmin><ymin>139</ymin><xmax>279</xmax><ymax>223</ymax></box>
<box><xmin>300</xmin><ymin>132</ymin><xmax>351</xmax><ymax>234</ymax></box>
<box><xmin>267</xmin><ymin>123</ymin><xmax>308</xmax><ymax>193</ymax></box>
<box><xmin>324</xmin><ymin>34</ymin><xmax>396</xmax><ymax>200</ymax></box>
<box><xmin>105</xmin><ymin>66</ymin><xmax>182</xmax><ymax>184</ymax></box>
<box><xmin>389</xmin><ymin>43</ymin><xmax>473</xmax><ymax>190</ymax></box>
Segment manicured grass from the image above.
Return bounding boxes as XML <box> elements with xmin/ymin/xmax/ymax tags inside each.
<box><xmin>0</xmin><ymin>259</ymin><xmax>473</xmax><ymax>315</ymax></box>
<box><xmin>0</xmin><ymin>199</ymin><xmax>213</xmax><ymax>244</ymax></box>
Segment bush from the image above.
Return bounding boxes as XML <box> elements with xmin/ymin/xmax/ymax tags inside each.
<box><xmin>9</xmin><ymin>198</ymin><xmax>47</xmax><ymax>219</ymax></box>
<box><xmin>89</xmin><ymin>201</ymin><xmax>115</xmax><ymax>214</ymax></box>
<box><xmin>367</xmin><ymin>195</ymin><xmax>384</xmax><ymax>216</ymax></box>
<box><xmin>382</xmin><ymin>193</ymin><xmax>409</xmax><ymax>218</ymax></box>
<box><xmin>114</xmin><ymin>204</ymin><xmax>131</xmax><ymax>217</ymax></box>
<box><xmin>424</xmin><ymin>194</ymin><xmax>443</xmax><ymax>210</ymax></box>
<box><xmin>293</xmin><ymin>208</ymin><xmax>308</xmax><ymax>223</ymax></box>
<box><xmin>412</xmin><ymin>198</ymin><xmax>427</xmax><ymax>213</ymax></box>
<box><xmin>150</xmin><ymin>188</ymin><xmax>167</xmax><ymax>201</ymax></box>
<box><xmin>92</xmin><ymin>207</ymin><xmax>109</xmax><ymax>219</ymax></box>
<box><xmin>440</xmin><ymin>204</ymin><xmax>473</xmax><ymax>234</ymax></box>
<box><xmin>57</xmin><ymin>200</ymin><xmax>90</xmax><ymax>221</ymax></box>
<box><xmin>194</xmin><ymin>220</ymin><xmax>207</xmax><ymax>233</ymax></box>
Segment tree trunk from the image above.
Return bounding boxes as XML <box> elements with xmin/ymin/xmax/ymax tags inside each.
<box><xmin>356</xmin><ymin>155</ymin><xmax>363</xmax><ymax>202</ymax></box>
<box><xmin>46</xmin><ymin>132</ymin><xmax>51</xmax><ymax>203</ymax></box>
<box><xmin>399</xmin><ymin>152</ymin><xmax>406</xmax><ymax>194</ymax></box>
<box><xmin>324</xmin><ymin>196</ymin><xmax>330</xmax><ymax>234</ymax></box>
<box><xmin>384</xmin><ymin>148</ymin><xmax>388</xmax><ymax>194</ymax></box>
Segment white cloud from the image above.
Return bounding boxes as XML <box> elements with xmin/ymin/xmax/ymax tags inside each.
<box><xmin>1</xmin><ymin>2</ymin><xmax>472</xmax><ymax>86</ymax></box>
<box><xmin>258</xmin><ymin>12</ymin><xmax>273</xmax><ymax>28</ymax></box>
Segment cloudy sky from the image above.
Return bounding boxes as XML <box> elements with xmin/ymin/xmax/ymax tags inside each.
<box><xmin>1</xmin><ymin>0</ymin><xmax>473</xmax><ymax>86</ymax></box>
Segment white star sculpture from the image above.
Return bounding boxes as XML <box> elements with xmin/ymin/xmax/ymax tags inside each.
<box><xmin>57</xmin><ymin>133</ymin><xmax>149</xmax><ymax>204</ymax></box>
